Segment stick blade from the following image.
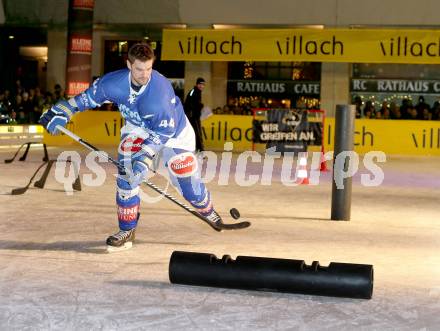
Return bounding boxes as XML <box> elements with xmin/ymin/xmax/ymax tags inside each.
<box><xmin>33</xmin><ymin>181</ymin><xmax>44</xmax><ymax>189</ymax></box>
<box><xmin>11</xmin><ymin>187</ymin><xmax>28</xmax><ymax>195</ymax></box>
<box><xmin>216</xmin><ymin>220</ymin><xmax>251</xmax><ymax>231</ymax></box>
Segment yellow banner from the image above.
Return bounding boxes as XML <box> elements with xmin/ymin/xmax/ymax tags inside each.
<box><xmin>202</xmin><ymin>115</ymin><xmax>440</xmax><ymax>155</ymax></box>
<box><xmin>162</xmin><ymin>28</ymin><xmax>440</xmax><ymax>64</ymax></box>
<box><xmin>324</xmin><ymin>118</ymin><xmax>440</xmax><ymax>156</ymax></box>
<box><xmin>43</xmin><ymin>111</ymin><xmax>123</xmax><ymax>146</ymax></box>
<box><xmin>201</xmin><ymin>115</ymin><xmax>255</xmax><ymax>151</ymax></box>
<box><xmin>0</xmin><ymin>125</ymin><xmax>43</xmax><ymax>134</ymax></box>
<box><xmin>43</xmin><ymin>112</ymin><xmax>440</xmax><ymax>156</ymax></box>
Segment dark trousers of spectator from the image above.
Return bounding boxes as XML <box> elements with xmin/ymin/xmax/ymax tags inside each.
<box><xmin>189</xmin><ymin>117</ymin><xmax>204</xmax><ymax>152</ymax></box>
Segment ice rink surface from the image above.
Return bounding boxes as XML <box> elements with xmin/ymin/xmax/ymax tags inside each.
<box><xmin>0</xmin><ymin>146</ymin><xmax>439</xmax><ymax>330</ymax></box>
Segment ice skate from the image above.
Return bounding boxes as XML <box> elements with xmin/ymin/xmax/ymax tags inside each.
<box><xmin>204</xmin><ymin>209</ymin><xmax>223</xmax><ymax>226</ymax></box>
<box><xmin>106</xmin><ymin>228</ymin><xmax>136</xmax><ymax>253</ymax></box>
<box><xmin>198</xmin><ymin>208</ymin><xmax>251</xmax><ymax>231</ymax></box>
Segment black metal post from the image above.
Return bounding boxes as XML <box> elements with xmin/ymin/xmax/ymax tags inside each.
<box><xmin>331</xmin><ymin>105</ymin><xmax>355</xmax><ymax>221</ymax></box>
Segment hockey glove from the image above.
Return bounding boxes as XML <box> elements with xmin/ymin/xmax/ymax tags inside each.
<box><xmin>129</xmin><ymin>160</ymin><xmax>150</xmax><ymax>187</ymax></box>
<box><xmin>39</xmin><ymin>100</ymin><xmax>76</xmax><ymax>135</ymax></box>
<box><xmin>120</xmin><ymin>148</ymin><xmax>155</xmax><ymax>187</ymax></box>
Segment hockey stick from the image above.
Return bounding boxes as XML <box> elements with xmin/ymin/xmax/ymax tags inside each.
<box><xmin>4</xmin><ymin>143</ymin><xmax>32</xmax><ymax>163</ymax></box>
<box><xmin>56</xmin><ymin>126</ymin><xmax>250</xmax><ymax>231</ymax></box>
<box><xmin>10</xmin><ymin>159</ymin><xmax>81</xmax><ymax>195</ymax></box>
<box><xmin>33</xmin><ymin>159</ymin><xmax>82</xmax><ymax>191</ymax></box>
<box><xmin>11</xmin><ymin>161</ymin><xmax>49</xmax><ymax>195</ymax></box>
<box><xmin>4</xmin><ymin>142</ymin><xmax>48</xmax><ymax>163</ymax></box>
<box><xmin>4</xmin><ymin>143</ymin><xmax>26</xmax><ymax>163</ymax></box>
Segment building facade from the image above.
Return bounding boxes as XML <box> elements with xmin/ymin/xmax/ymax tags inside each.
<box><xmin>2</xmin><ymin>0</ymin><xmax>440</xmax><ymax>116</ymax></box>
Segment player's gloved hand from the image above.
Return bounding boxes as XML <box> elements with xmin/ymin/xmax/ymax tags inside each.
<box><xmin>120</xmin><ymin>151</ymin><xmax>154</xmax><ymax>187</ymax></box>
<box><xmin>39</xmin><ymin>100</ymin><xmax>76</xmax><ymax>135</ymax></box>
<box><xmin>129</xmin><ymin>160</ymin><xmax>149</xmax><ymax>187</ymax></box>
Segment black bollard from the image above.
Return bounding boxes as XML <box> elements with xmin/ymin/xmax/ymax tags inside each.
<box><xmin>331</xmin><ymin>104</ymin><xmax>356</xmax><ymax>221</ymax></box>
<box><xmin>169</xmin><ymin>251</ymin><xmax>373</xmax><ymax>299</ymax></box>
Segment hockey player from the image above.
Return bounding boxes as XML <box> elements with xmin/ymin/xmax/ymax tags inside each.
<box><xmin>39</xmin><ymin>43</ymin><xmax>222</xmax><ymax>252</ymax></box>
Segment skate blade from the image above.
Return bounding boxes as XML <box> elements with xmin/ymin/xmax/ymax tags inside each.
<box><xmin>107</xmin><ymin>241</ymin><xmax>133</xmax><ymax>253</ymax></box>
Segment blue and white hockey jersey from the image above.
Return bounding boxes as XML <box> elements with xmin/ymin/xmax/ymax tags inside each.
<box><xmin>74</xmin><ymin>69</ymin><xmax>194</xmax><ymax>151</ymax></box>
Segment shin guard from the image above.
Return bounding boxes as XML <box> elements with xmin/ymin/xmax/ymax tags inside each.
<box><xmin>116</xmin><ymin>177</ymin><xmax>140</xmax><ymax>231</ymax></box>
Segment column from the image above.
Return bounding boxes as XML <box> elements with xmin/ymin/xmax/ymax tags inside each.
<box><xmin>65</xmin><ymin>0</ymin><xmax>95</xmax><ymax>97</ymax></box>
<box><xmin>47</xmin><ymin>29</ymin><xmax>68</xmax><ymax>94</ymax></box>
<box><xmin>320</xmin><ymin>62</ymin><xmax>350</xmax><ymax>117</ymax></box>
<box><xmin>184</xmin><ymin>61</ymin><xmax>212</xmax><ymax>107</ymax></box>
<box><xmin>211</xmin><ymin>61</ymin><xmax>228</xmax><ymax>110</ymax></box>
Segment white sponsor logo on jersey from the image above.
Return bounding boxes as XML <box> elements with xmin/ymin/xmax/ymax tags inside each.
<box><xmin>119</xmin><ymin>136</ymin><xmax>144</xmax><ymax>154</ymax></box>
<box><xmin>168</xmin><ymin>152</ymin><xmax>197</xmax><ymax>177</ymax></box>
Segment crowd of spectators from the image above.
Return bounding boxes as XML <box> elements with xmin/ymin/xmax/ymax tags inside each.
<box><xmin>353</xmin><ymin>96</ymin><xmax>440</xmax><ymax>120</ymax></box>
<box><xmin>2</xmin><ymin>81</ymin><xmax>440</xmax><ymax>124</ymax></box>
<box><xmin>0</xmin><ymin>80</ymin><xmax>67</xmax><ymax>125</ymax></box>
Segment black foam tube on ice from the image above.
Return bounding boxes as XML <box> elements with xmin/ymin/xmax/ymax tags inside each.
<box><xmin>169</xmin><ymin>251</ymin><xmax>373</xmax><ymax>299</ymax></box>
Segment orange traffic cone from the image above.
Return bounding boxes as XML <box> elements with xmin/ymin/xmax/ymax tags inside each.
<box><xmin>297</xmin><ymin>154</ymin><xmax>309</xmax><ymax>185</ymax></box>
<box><xmin>319</xmin><ymin>146</ymin><xmax>329</xmax><ymax>172</ymax></box>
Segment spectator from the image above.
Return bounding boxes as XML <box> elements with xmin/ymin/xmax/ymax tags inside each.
<box><xmin>0</xmin><ymin>91</ymin><xmax>9</xmax><ymax>123</ymax></box>
<box><xmin>382</xmin><ymin>107</ymin><xmax>390</xmax><ymax>119</ymax></box>
<box><xmin>222</xmin><ymin>105</ymin><xmax>231</xmax><ymax>114</ymax></box>
<box><xmin>33</xmin><ymin>87</ymin><xmax>44</xmax><ymax>111</ymax></box>
<box><xmin>363</xmin><ymin>101</ymin><xmax>375</xmax><ymax>119</ymax></box>
<box><xmin>42</xmin><ymin>92</ymin><xmax>54</xmax><ymax>113</ymax></box>
<box><xmin>28</xmin><ymin>88</ymin><xmax>35</xmax><ymax>103</ymax></box>
<box><xmin>407</xmin><ymin>106</ymin><xmax>418</xmax><ymax>120</ymax></box>
<box><xmin>416</xmin><ymin>96</ymin><xmax>429</xmax><ymax>119</ymax></box>
<box><xmin>14</xmin><ymin>79</ymin><xmax>24</xmax><ymax>96</ymax></box>
<box><xmin>400</xmin><ymin>98</ymin><xmax>411</xmax><ymax>119</ymax></box>
<box><xmin>3</xmin><ymin>89</ymin><xmax>13</xmax><ymax>110</ymax></box>
<box><xmin>0</xmin><ymin>91</ymin><xmax>6</xmax><ymax>112</ymax></box>
<box><xmin>22</xmin><ymin>92</ymin><xmax>37</xmax><ymax>123</ymax></box>
<box><xmin>242</xmin><ymin>105</ymin><xmax>252</xmax><ymax>115</ymax></box>
<box><xmin>431</xmin><ymin>101</ymin><xmax>440</xmax><ymax>120</ymax></box>
<box><xmin>389</xmin><ymin>102</ymin><xmax>402</xmax><ymax>119</ymax></box>
<box><xmin>14</xmin><ymin>94</ymin><xmax>26</xmax><ymax>124</ymax></box>
<box><xmin>184</xmin><ymin>77</ymin><xmax>206</xmax><ymax>153</ymax></box>
<box><xmin>53</xmin><ymin>84</ymin><xmax>65</xmax><ymax>103</ymax></box>
<box><xmin>354</xmin><ymin>96</ymin><xmax>362</xmax><ymax>118</ymax></box>
<box><xmin>379</xmin><ymin>101</ymin><xmax>389</xmax><ymax>113</ymax></box>
<box><xmin>8</xmin><ymin>111</ymin><xmax>18</xmax><ymax>124</ymax></box>
<box><xmin>421</xmin><ymin>107</ymin><xmax>431</xmax><ymax>120</ymax></box>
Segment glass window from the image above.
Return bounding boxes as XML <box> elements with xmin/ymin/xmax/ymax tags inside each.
<box><xmin>279</xmin><ymin>67</ymin><xmax>292</xmax><ymax>80</ymax></box>
<box><xmin>228</xmin><ymin>61</ymin><xmax>321</xmax><ymax>81</ymax></box>
<box><xmin>351</xmin><ymin>63</ymin><xmax>440</xmax><ymax>116</ymax></box>
<box><xmin>266</xmin><ymin>67</ymin><xmax>279</xmax><ymax>80</ymax></box>
<box><xmin>353</xmin><ymin>63</ymin><xmax>440</xmax><ymax>80</ymax></box>
<box><xmin>226</xmin><ymin>61</ymin><xmax>321</xmax><ymax>112</ymax></box>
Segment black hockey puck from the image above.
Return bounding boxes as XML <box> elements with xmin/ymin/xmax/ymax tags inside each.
<box><xmin>230</xmin><ymin>208</ymin><xmax>240</xmax><ymax>220</ymax></box>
